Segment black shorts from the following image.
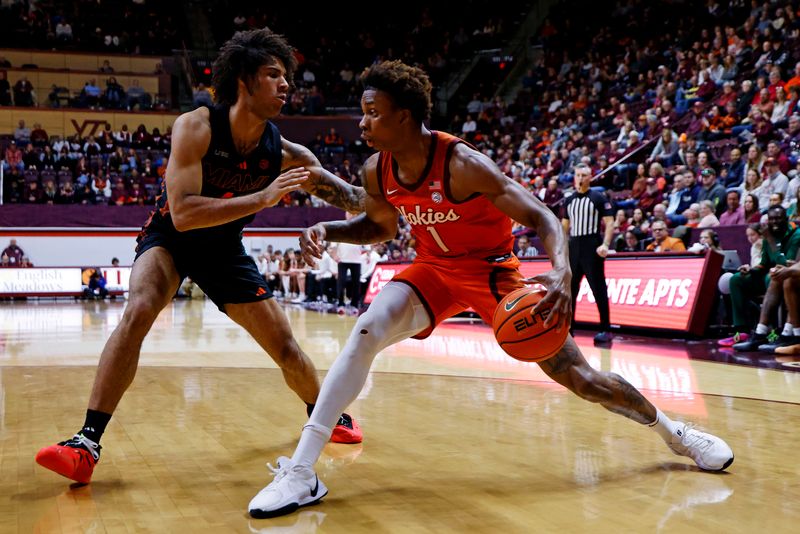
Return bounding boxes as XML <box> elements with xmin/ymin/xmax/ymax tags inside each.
<box><xmin>135</xmin><ymin>230</ymin><xmax>271</xmax><ymax>311</ymax></box>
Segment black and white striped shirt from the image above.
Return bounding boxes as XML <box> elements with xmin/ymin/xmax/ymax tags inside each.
<box><xmin>562</xmin><ymin>190</ymin><xmax>614</xmax><ymax>238</ymax></box>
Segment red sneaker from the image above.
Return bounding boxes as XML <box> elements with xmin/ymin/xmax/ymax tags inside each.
<box><xmin>35</xmin><ymin>434</ymin><xmax>101</xmax><ymax>484</ymax></box>
<box><xmin>330</xmin><ymin>413</ymin><xmax>363</xmax><ymax>444</ymax></box>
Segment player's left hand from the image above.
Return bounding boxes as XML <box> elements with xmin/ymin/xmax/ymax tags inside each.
<box><xmin>596</xmin><ymin>243</ymin><xmax>609</xmax><ymax>257</ymax></box>
<box><xmin>524</xmin><ymin>267</ymin><xmax>572</xmax><ymax>332</ymax></box>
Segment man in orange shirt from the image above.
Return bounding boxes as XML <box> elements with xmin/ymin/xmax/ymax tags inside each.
<box><xmin>646</xmin><ymin>220</ymin><xmax>687</xmax><ymax>252</ymax></box>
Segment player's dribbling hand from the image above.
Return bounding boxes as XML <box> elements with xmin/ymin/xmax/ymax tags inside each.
<box><xmin>525</xmin><ymin>267</ymin><xmax>572</xmax><ymax>332</ymax></box>
<box><xmin>261</xmin><ymin>167</ymin><xmax>310</xmax><ymax>207</ymax></box>
<box><xmin>299</xmin><ymin>223</ymin><xmax>327</xmax><ymax>265</ymax></box>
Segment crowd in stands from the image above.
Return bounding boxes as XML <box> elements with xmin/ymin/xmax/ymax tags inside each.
<box><xmin>0</xmin><ymin>56</ymin><xmax>162</xmax><ymax>110</ymax></box>
<box><xmin>3</xmin><ymin>0</ymin><xmax>800</xmax><ymax>348</ymax></box>
<box><xmin>209</xmin><ymin>1</ymin><xmax>530</xmax><ymax>112</ymax></box>
<box><xmin>0</xmin><ymin>0</ymin><xmax>184</xmax><ymax>55</ymax></box>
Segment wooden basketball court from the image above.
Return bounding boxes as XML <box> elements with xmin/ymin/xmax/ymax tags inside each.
<box><xmin>1</xmin><ymin>298</ymin><xmax>798</xmax><ymax>532</ymax></box>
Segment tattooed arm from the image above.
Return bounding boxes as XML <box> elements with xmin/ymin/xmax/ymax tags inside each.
<box><xmin>298</xmin><ymin>153</ymin><xmax>398</xmax><ymax>264</ymax></box>
<box><xmin>281</xmin><ymin>137</ymin><xmax>366</xmax><ymax>214</ymax></box>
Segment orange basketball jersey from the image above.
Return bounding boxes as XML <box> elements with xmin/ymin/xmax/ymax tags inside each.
<box><xmin>377</xmin><ymin>131</ymin><xmax>515</xmax><ymax>261</ymax></box>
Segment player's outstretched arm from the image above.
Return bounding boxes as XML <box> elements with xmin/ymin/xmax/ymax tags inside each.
<box><xmin>282</xmin><ymin>138</ymin><xmax>366</xmax><ymax>214</ymax></box>
<box><xmin>168</xmin><ymin>109</ymin><xmax>308</xmax><ymax>231</ymax></box>
<box><xmin>451</xmin><ymin>145</ymin><xmax>572</xmax><ymax>328</ymax></box>
<box><xmin>299</xmin><ymin>154</ymin><xmax>397</xmax><ymax>265</ymax></box>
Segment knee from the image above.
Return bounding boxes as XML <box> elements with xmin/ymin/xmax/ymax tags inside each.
<box><xmin>729</xmin><ymin>273</ymin><xmax>744</xmax><ymax>291</ymax></box>
<box><xmin>121</xmin><ymin>299</ymin><xmax>162</xmax><ymax>332</ymax></box>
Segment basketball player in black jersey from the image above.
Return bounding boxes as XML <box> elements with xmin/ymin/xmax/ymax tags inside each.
<box><xmin>35</xmin><ymin>28</ymin><xmax>365</xmax><ymax>486</ymax></box>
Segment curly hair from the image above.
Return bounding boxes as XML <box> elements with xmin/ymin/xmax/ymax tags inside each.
<box><xmin>212</xmin><ymin>27</ymin><xmax>297</xmax><ymax>105</ymax></box>
<box><xmin>361</xmin><ymin>60</ymin><xmax>432</xmax><ymax>124</ymax></box>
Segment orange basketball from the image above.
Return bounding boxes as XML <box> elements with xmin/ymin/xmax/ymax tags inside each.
<box><xmin>492</xmin><ymin>286</ymin><xmax>567</xmax><ymax>362</ymax></box>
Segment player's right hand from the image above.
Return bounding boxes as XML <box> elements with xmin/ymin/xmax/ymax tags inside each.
<box><xmin>261</xmin><ymin>167</ymin><xmax>310</xmax><ymax>207</ymax></box>
<box><xmin>299</xmin><ymin>223</ymin><xmax>327</xmax><ymax>265</ymax></box>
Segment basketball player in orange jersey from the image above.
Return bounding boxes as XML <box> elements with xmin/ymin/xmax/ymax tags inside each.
<box><xmin>35</xmin><ymin>28</ymin><xmax>363</xmax><ymax>486</ymax></box>
<box><xmin>248</xmin><ymin>60</ymin><xmax>734</xmax><ymax>518</ymax></box>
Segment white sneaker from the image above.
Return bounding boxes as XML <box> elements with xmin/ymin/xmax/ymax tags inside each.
<box><xmin>667</xmin><ymin>423</ymin><xmax>734</xmax><ymax>471</ymax></box>
<box><xmin>249</xmin><ymin>457</ymin><xmax>327</xmax><ymax>519</ymax></box>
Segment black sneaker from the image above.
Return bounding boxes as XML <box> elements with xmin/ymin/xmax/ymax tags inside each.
<box><xmin>733</xmin><ymin>331</ymin><xmax>769</xmax><ymax>352</ymax></box>
<box><xmin>593</xmin><ymin>331</ymin><xmax>613</xmax><ymax>345</ymax></box>
<box><xmin>758</xmin><ymin>335</ymin><xmax>800</xmax><ymax>354</ymax></box>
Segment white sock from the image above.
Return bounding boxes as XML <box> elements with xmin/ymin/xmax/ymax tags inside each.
<box><xmin>782</xmin><ymin>323</ymin><xmax>794</xmax><ymax>336</ymax></box>
<box><xmin>648</xmin><ymin>408</ymin><xmax>680</xmax><ymax>443</ymax></box>
<box><xmin>291</xmin><ymin>283</ymin><xmax>428</xmax><ymax>468</ymax></box>
<box><xmin>755</xmin><ymin>323</ymin><xmax>769</xmax><ymax>335</ymax></box>
<box><xmin>794</xmin><ymin>327</ymin><xmax>800</xmax><ymax>336</ymax></box>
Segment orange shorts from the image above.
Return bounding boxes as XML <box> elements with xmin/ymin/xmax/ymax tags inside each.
<box><xmin>393</xmin><ymin>255</ymin><xmax>524</xmax><ymax>339</ymax></box>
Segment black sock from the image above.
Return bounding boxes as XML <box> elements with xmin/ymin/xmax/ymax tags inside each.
<box><xmin>80</xmin><ymin>409</ymin><xmax>112</xmax><ymax>444</ymax></box>
<box><xmin>306</xmin><ymin>403</ymin><xmax>315</xmax><ymax>417</ymax></box>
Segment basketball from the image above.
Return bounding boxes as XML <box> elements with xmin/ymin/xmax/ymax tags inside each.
<box><xmin>492</xmin><ymin>286</ymin><xmax>567</xmax><ymax>362</ymax></box>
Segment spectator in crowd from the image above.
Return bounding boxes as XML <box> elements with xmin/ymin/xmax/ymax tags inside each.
<box><xmin>193</xmin><ymin>83</ymin><xmax>214</xmax><ymax>108</ymax></box>
<box><xmin>55</xmin><ymin>18</ymin><xmax>74</xmax><ymax>42</ymax></box>
<box><xmin>2</xmin><ymin>239</ymin><xmax>24</xmax><ymax>266</ymax></box>
<box><xmin>178</xmin><ymin>276</ymin><xmax>205</xmax><ymax>299</ymax></box>
<box><xmin>723</xmin><ymin>147</ymin><xmax>745</xmax><ymax>188</ymax></box>
<box><xmin>2</xmin><ymin>140</ymin><xmax>24</xmax><ymax>172</ymax></box>
<box><xmin>305</xmin><ymin>243</ymin><xmax>338</xmax><ymax>304</ymax></box>
<box><xmin>12</xmin><ymin>76</ymin><xmax>34</xmax><ymax>107</ymax></box>
<box><xmin>99</xmin><ymin>60</ymin><xmax>115</xmax><ymax>73</ymax></box>
<box><xmin>719</xmin><ymin>190</ymin><xmax>745</xmax><ymax>226</ymax></box>
<box><xmin>617</xmin><ymin>230</ymin><xmax>643</xmax><ymax>252</ymax></box>
<box><xmin>80</xmin><ymin>79</ymin><xmax>102</xmax><ymax>108</ymax></box>
<box><xmin>103</xmin><ymin>77</ymin><xmax>126</xmax><ymax>109</ymax></box>
<box><xmin>0</xmin><ymin>71</ymin><xmax>11</xmax><ymax>106</ymax></box>
<box><xmin>698</xmin><ymin>200</ymin><xmax>721</xmax><ymax>228</ymax></box>
<box><xmin>541</xmin><ymin>178</ymin><xmax>564</xmax><ymax>215</ymax></box>
<box><xmin>648</xmin><ymin>128</ymin><xmax>679</xmax><ymax>167</ymax></box>
<box><xmin>30</xmin><ymin>123</ymin><xmax>48</xmax><ymax>148</ymax></box>
<box><xmin>84</xmin><ymin>269</ymin><xmax>109</xmax><ymax>299</ymax></box>
<box><xmin>646</xmin><ymin>220</ymin><xmax>687</xmax><ymax>252</ymax></box>
<box><xmin>515</xmin><ymin>234</ymin><xmax>538</xmax><ymax>258</ymax></box>
<box><xmin>688</xmin><ymin>229</ymin><xmax>723</xmax><ymax>254</ymax></box>
<box><xmin>762</xmin><ymin>157</ymin><xmax>789</xmax><ymax>199</ymax></box>
<box><xmin>696</xmin><ymin>167</ymin><xmax>727</xmax><ymax>216</ymax></box>
<box><xmin>665</xmin><ymin>173</ymin><xmax>696</xmax><ymax>226</ymax></box>
<box><xmin>126</xmin><ymin>79</ymin><xmax>148</xmax><ymax>110</ymax></box>
<box><xmin>743</xmin><ymin>168</ymin><xmax>770</xmax><ymax>211</ymax></box>
<box><xmin>13</xmin><ymin>119</ymin><xmax>30</xmax><ymax>145</ymax></box>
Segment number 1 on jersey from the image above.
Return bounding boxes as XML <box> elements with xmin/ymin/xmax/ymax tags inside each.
<box><xmin>426</xmin><ymin>226</ymin><xmax>450</xmax><ymax>252</ymax></box>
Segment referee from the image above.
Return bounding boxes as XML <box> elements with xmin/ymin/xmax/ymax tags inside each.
<box><xmin>561</xmin><ymin>163</ymin><xmax>615</xmax><ymax>345</ymax></box>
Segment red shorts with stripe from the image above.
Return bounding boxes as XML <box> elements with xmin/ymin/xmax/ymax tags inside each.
<box><xmin>392</xmin><ymin>255</ymin><xmax>524</xmax><ymax>339</ymax></box>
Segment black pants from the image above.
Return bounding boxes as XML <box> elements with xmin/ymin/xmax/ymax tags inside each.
<box><xmin>337</xmin><ymin>262</ymin><xmax>362</xmax><ymax>307</ymax></box>
<box><xmin>569</xmin><ymin>235</ymin><xmax>610</xmax><ymax>331</ymax></box>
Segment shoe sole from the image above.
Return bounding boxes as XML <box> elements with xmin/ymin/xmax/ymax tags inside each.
<box><xmin>697</xmin><ymin>454</ymin><xmax>735</xmax><ymax>472</ymax></box>
<box><xmin>249</xmin><ymin>489</ymin><xmax>328</xmax><ymax>519</ymax></box>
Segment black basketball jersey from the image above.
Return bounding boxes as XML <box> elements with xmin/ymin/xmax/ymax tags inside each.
<box><xmin>140</xmin><ymin>104</ymin><xmax>283</xmax><ymax>242</ymax></box>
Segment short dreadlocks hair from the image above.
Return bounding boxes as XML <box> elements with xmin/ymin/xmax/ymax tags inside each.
<box><xmin>212</xmin><ymin>27</ymin><xmax>297</xmax><ymax>105</ymax></box>
<box><xmin>361</xmin><ymin>60</ymin><xmax>432</xmax><ymax>124</ymax></box>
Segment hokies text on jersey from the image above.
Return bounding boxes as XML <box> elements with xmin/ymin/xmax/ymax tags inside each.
<box><xmin>398</xmin><ymin>205</ymin><xmax>461</xmax><ymax>226</ymax></box>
